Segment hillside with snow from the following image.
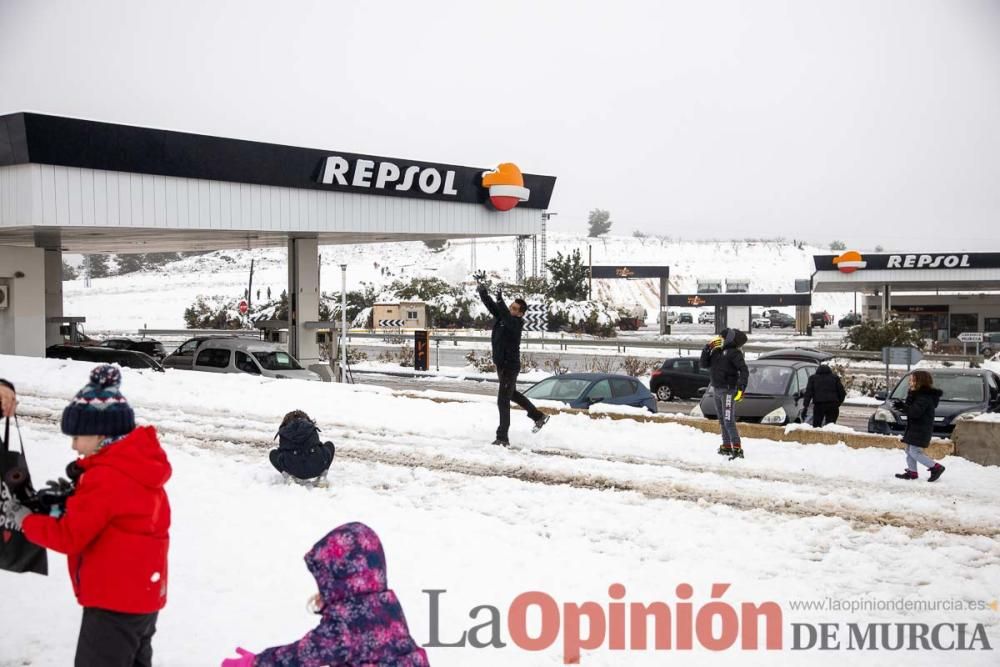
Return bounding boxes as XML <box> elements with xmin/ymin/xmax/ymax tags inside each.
<box><xmin>64</xmin><ymin>235</ymin><xmax>855</xmax><ymax>332</ymax></box>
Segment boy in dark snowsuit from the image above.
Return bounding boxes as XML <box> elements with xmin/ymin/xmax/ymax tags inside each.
<box><xmin>5</xmin><ymin>365</ymin><xmax>172</xmax><ymax>667</ymax></box>
<box><xmin>221</xmin><ymin>522</ymin><xmax>429</xmax><ymax>666</ymax></box>
<box><xmin>700</xmin><ymin>328</ymin><xmax>749</xmax><ymax>459</ymax></box>
<box><xmin>269</xmin><ymin>410</ymin><xmax>335</xmax><ymax>484</ymax></box>
<box><xmin>802</xmin><ymin>364</ymin><xmax>847</xmax><ymax>427</ymax></box>
<box><xmin>893</xmin><ymin>370</ymin><xmax>946</xmax><ymax>482</ymax></box>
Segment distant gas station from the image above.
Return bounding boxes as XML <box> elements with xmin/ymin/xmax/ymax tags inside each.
<box><xmin>0</xmin><ymin>113</ymin><xmax>556</xmax><ymax>364</ymax></box>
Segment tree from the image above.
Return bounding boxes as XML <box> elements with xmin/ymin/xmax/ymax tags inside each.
<box><xmin>587</xmin><ymin>209</ymin><xmax>612</xmax><ymax>237</ymax></box>
<box><xmin>422</xmin><ymin>239</ymin><xmax>448</xmax><ymax>252</ymax></box>
<box><xmin>829</xmin><ymin>240</ymin><xmax>846</xmax><ymax>251</ymax></box>
<box><xmin>632</xmin><ymin>229</ymin><xmax>647</xmax><ymax>238</ymax></box>
<box><xmin>115</xmin><ymin>253</ymin><xmax>146</xmax><ymax>274</ymax></box>
<box><xmin>842</xmin><ymin>320</ymin><xmax>926</xmax><ymax>351</ymax></box>
<box><xmin>144</xmin><ymin>252</ymin><xmax>182</xmax><ymax>268</ymax></box>
<box><xmin>62</xmin><ymin>260</ymin><xmax>78</xmax><ymax>281</ymax></box>
<box><xmin>83</xmin><ymin>255</ymin><xmax>111</xmax><ymax>279</ymax></box>
<box><xmin>546</xmin><ymin>249</ymin><xmax>589</xmax><ymax>301</ymax></box>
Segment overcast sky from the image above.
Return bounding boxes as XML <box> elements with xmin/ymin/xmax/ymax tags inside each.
<box><xmin>2</xmin><ymin>0</ymin><xmax>998</xmax><ymax>250</ymax></box>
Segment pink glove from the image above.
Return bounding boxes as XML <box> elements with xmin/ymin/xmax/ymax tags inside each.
<box><xmin>221</xmin><ymin>647</ymin><xmax>256</xmax><ymax>667</ymax></box>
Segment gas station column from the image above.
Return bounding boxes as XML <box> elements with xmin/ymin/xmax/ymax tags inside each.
<box><xmin>44</xmin><ymin>249</ymin><xmax>64</xmax><ymax>346</ymax></box>
<box><xmin>287</xmin><ymin>237</ymin><xmax>321</xmax><ymax>366</ymax></box>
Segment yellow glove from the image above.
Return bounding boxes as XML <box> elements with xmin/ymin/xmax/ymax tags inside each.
<box><xmin>734</xmin><ymin>390</ymin><xmax>744</xmax><ymax>402</ymax></box>
<box><xmin>708</xmin><ymin>336</ymin><xmax>723</xmax><ymax>350</ymax></box>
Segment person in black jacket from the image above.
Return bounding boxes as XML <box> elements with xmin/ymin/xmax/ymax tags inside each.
<box><xmin>269</xmin><ymin>410</ymin><xmax>336</xmax><ymax>484</ymax></box>
<box><xmin>893</xmin><ymin>370</ymin><xmax>946</xmax><ymax>482</ymax></box>
<box><xmin>0</xmin><ymin>378</ymin><xmax>15</xmax><ymax>418</ymax></box>
<box><xmin>700</xmin><ymin>328</ymin><xmax>749</xmax><ymax>459</ymax></box>
<box><xmin>801</xmin><ymin>365</ymin><xmax>847</xmax><ymax>427</ymax></box>
<box><xmin>476</xmin><ymin>274</ymin><xmax>548</xmax><ymax>447</ymax></box>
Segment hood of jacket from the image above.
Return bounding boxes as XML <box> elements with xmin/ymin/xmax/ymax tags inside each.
<box><xmin>305</xmin><ymin>522</ymin><xmax>388</xmax><ymax>604</ymax></box>
<box><xmin>816</xmin><ymin>365</ymin><xmax>833</xmax><ymax>375</ymax></box>
<box><xmin>278</xmin><ymin>418</ymin><xmax>322</xmax><ymax>451</ymax></box>
<box><xmin>910</xmin><ymin>386</ymin><xmax>944</xmax><ymax>407</ymax></box>
<box><xmin>722</xmin><ymin>328</ymin><xmax>748</xmax><ymax>349</ymax></box>
<box><xmin>78</xmin><ymin>425</ymin><xmax>171</xmax><ymax>490</ymax></box>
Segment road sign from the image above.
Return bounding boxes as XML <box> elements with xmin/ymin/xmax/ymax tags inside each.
<box><xmin>881</xmin><ymin>346</ymin><xmax>923</xmax><ymax>366</ymax></box>
<box><xmin>523</xmin><ymin>301</ymin><xmax>549</xmax><ymax>332</ymax></box>
<box><xmin>378</xmin><ymin>319</ymin><xmax>405</xmax><ymax>327</ymax></box>
<box><xmin>238</xmin><ymin>300</ymin><xmax>248</xmax><ymax>315</ymax></box>
<box><xmin>957</xmin><ymin>332</ymin><xmax>983</xmax><ymax>343</ymax></box>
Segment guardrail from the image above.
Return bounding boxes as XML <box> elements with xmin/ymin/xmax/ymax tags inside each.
<box><xmin>134</xmin><ymin>327</ymin><xmax>982</xmax><ymax>364</ymax></box>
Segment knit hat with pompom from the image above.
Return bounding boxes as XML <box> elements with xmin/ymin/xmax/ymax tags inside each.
<box><xmin>61</xmin><ymin>365</ymin><xmax>136</xmax><ymax>437</ymax></box>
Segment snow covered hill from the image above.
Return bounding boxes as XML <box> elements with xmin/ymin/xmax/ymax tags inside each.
<box><xmin>64</xmin><ymin>235</ymin><xmax>855</xmax><ymax>332</ymax></box>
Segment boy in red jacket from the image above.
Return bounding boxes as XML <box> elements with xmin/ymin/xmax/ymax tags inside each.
<box><xmin>9</xmin><ymin>365</ymin><xmax>172</xmax><ymax>667</ymax></box>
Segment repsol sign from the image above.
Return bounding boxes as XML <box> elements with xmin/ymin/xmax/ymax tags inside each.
<box><xmin>318</xmin><ymin>156</ymin><xmax>460</xmax><ymax>197</ymax></box>
<box><xmin>887</xmin><ymin>254</ymin><xmax>971</xmax><ymax>269</ymax></box>
<box><xmin>814</xmin><ymin>252</ymin><xmax>1000</xmax><ymax>272</ymax></box>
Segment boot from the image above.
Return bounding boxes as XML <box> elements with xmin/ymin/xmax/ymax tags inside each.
<box><xmin>491</xmin><ymin>438</ymin><xmax>510</xmax><ymax>448</ymax></box>
<box><xmin>927</xmin><ymin>463</ymin><xmax>946</xmax><ymax>482</ymax></box>
<box><xmin>729</xmin><ymin>446</ymin><xmax>744</xmax><ymax>460</ymax></box>
<box><xmin>532</xmin><ymin>415</ymin><xmax>550</xmax><ymax>434</ymax></box>
<box><xmin>894</xmin><ymin>469</ymin><xmax>918</xmax><ymax>480</ymax></box>
<box><xmin>717</xmin><ymin>444</ymin><xmax>733</xmax><ymax>456</ymax></box>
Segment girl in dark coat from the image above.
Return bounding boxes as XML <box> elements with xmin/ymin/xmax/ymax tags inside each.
<box><xmin>894</xmin><ymin>370</ymin><xmax>946</xmax><ymax>481</ymax></box>
<box><xmin>269</xmin><ymin>411</ymin><xmax>335</xmax><ymax>483</ymax></box>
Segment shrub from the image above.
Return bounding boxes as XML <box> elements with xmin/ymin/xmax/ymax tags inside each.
<box><xmin>397</xmin><ymin>344</ymin><xmax>414</xmax><ymax>368</ymax></box>
<box><xmin>623</xmin><ymin>356</ymin><xmax>658</xmax><ymax>377</ymax></box>
<box><xmin>587</xmin><ymin>356</ymin><xmax>620</xmax><ymax>373</ymax></box>
<box><xmin>543</xmin><ymin>356</ymin><xmax>569</xmax><ymax>375</ymax></box>
<box><xmin>842</xmin><ymin>320</ymin><xmax>926</xmax><ymax>351</ymax></box>
<box><xmin>465</xmin><ymin>350</ymin><xmax>496</xmax><ymax>373</ymax></box>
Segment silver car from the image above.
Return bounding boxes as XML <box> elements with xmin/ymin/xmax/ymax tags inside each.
<box><xmin>184</xmin><ymin>338</ymin><xmax>322</xmax><ymax>381</ymax></box>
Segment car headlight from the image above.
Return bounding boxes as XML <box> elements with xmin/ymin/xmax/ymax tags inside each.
<box><xmin>956</xmin><ymin>411</ymin><xmax>982</xmax><ymax>421</ymax></box>
<box><xmin>874</xmin><ymin>407</ymin><xmax>894</xmax><ymax>422</ymax></box>
<box><xmin>762</xmin><ymin>407</ymin><xmax>787</xmax><ymax>424</ymax></box>
<box><xmin>690</xmin><ymin>404</ymin><xmax>704</xmax><ymax>418</ymax></box>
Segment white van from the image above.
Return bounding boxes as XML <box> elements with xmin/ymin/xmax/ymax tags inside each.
<box><xmin>192</xmin><ymin>339</ymin><xmax>322</xmax><ymax>381</ymax></box>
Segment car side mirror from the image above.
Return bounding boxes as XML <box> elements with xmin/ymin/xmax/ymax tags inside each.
<box><xmin>875</xmin><ymin>391</ymin><xmax>887</xmax><ymax>401</ymax></box>
<box><xmin>588</xmin><ymin>396</ymin><xmax>603</xmax><ymax>405</ymax></box>
<box><xmin>697</xmin><ymin>387</ymin><xmax>707</xmax><ymax>396</ymax></box>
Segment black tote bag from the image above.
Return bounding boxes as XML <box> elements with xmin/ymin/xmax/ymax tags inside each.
<box><xmin>0</xmin><ymin>418</ymin><xmax>48</xmax><ymax>575</ymax></box>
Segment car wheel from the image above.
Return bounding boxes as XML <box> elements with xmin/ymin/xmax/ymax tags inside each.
<box><xmin>656</xmin><ymin>385</ymin><xmax>674</xmax><ymax>402</ymax></box>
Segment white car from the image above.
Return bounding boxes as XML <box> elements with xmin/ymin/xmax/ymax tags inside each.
<box><xmin>698</xmin><ymin>311</ymin><xmax>715</xmax><ymax>324</ymax></box>
<box><xmin>191</xmin><ymin>339</ymin><xmax>323</xmax><ymax>381</ymax></box>
<box><xmin>752</xmin><ymin>317</ymin><xmax>772</xmax><ymax>329</ymax></box>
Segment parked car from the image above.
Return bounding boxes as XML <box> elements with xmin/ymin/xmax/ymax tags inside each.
<box><xmin>692</xmin><ymin>359</ymin><xmax>817</xmax><ymax>425</ymax></box>
<box><xmin>46</xmin><ymin>345</ymin><xmax>165</xmax><ymax>372</ymax></box>
<box><xmin>981</xmin><ymin>332</ymin><xmax>1000</xmax><ymax>357</ymax></box>
<box><xmin>161</xmin><ymin>335</ymin><xmax>245</xmax><ymax>370</ymax></box>
<box><xmin>191</xmin><ymin>339</ymin><xmax>322</xmax><ymax>381</ymax></box>
<box><xmin>752</xmin><ymin>317</ymin><xmax>771</xmax><ymax>329</ymax></box>
<box><xmin>524</xmin><ymin>373</ymin><xmax>657</xmax><ymax>413</ymax></box>
<box><xmin>868</xmin><ymin>369</ymin><xmax>1000</xmax><ymax>437</ymax></box>
<box><xmin>838</xmin><ymin>313</ymin><xmax>863</xmax><ymax>328</ymax></box>
<box><xmin>100</xmin><ymin>337</ymin><xmax>167</xmax><ymax>361</ymax></box>
<box><xmin>767</xmin><ymin>313</ymin><xmax>796</xmax><ymax>328</ymax></box>
<box><xmin>677</xmin><ymin>313</ymin><xmax>693</xmax><ymax>324</ymax></box>
<box><xmin>697</xmin><ymin>311</ymin><xmax>715</xmax><ymax>325</ymax></box>
<box><xmin>757</xmin><ymin>348</ymin><xmax>834</xmax><ymax>364</ymax></box>
<box><xmin>650</xmin><ymin>357</ymin><xmax>711</xmax><ymax>401</ymax></box>
<box><xmin>810</xmin><ymin>311</ymin><xmax>832</xmax><ymax>328</ymax></box>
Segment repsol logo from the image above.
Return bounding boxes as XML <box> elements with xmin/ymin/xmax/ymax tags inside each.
<box><xmin>887</xmin><ymin>254</ymin><xmax>971</xmax><ymax>269</ymax></box>
<box><xmin>317</xmin><ymin>156</ymin><xmax>459</xmax><ymax>196</ymax></box>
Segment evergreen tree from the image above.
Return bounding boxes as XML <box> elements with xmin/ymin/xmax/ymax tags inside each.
<box><xmin>587</xmin><ymin>208</ymin><xmax>612</xmax><ymax>237</ymax></box>
<box><xmin>115</xmin><ymin>253</ymin><xmax>146</xmax><ymax>274</ymax></box>
<box><xmin>829</xmin><ymin>240</ymin><xmax>847</xmax><ymax>251</ymax></box>
<box><xmin>422</xmin><ymin>239</ymin><xmax>448</xmax><ymax>252</ymax></box>
<box><xmin>83</xmin><ymin>254</ymin><xmax>111</xmax><ymax>279</ymax></box>
<box><xmin>546</xmin><ymin>249</ymin><xmax>589</xmax><ymax>301</ymax></box>
<box><xmin>62</xmin><ymin>260</ymin><xmax>78</xmax><ymax>281</ymax></box>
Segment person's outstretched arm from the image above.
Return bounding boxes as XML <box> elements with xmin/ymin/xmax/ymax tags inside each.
<box><xmin>254</xmin><ymin>621</ymin><xmax>351</xmax><ymax>666</ymax></box>
<box><xmin>802</xmin><ymin>375</ymin><xmax>815</xmax><ymax>411</ymax></box>
<box><xmin>477</xmin><ymin>285</ymin><xmax>502</xmax><ymax>318</ymax></box>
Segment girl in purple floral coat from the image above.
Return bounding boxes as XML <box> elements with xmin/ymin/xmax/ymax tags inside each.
<box><xmin>222</xmin><ymin>522</ymin><xmax>429</xmax><ymax>666</ymax></box>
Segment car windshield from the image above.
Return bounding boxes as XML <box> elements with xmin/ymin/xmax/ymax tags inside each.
<box><xmin>891</xmin><ymin>375</ymin><xmax>984</xmax><ymax>403</ymax></box>
<box><xmin>252</xmin><ymin>350</ymin><xmax>302</xmax><ymax>371</ymax></box>
<box><xmin>745</xmin><ymin>365</ymin><xmax>793</xmax><ymax>395</ymax></box>
<box><xmin>525</xmin><ymin>378</ymin><xmax>592</xmax><ymax>401</ymax></box>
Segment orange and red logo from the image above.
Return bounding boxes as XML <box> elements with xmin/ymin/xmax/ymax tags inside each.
<box><xmin>833</xmin><ymin>250</ymin><xmax>867</xmax><ymax>273</ymax></box>
<box><xmin>481</xmin><ymin>163</ymin><xmax>530</xmax><ymax>211</ymax></box>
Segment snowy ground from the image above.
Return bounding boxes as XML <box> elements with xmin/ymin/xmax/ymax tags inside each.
<box><xmin>2</xmin><ymin>355</ymin><xmax>999</xmax><ymax>666</ymax></box>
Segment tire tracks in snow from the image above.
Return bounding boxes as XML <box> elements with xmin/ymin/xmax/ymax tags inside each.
<box><xmin>15</xmin><ymin>393</ymin><xmax>999</xmax><ymax>539</ymax></box>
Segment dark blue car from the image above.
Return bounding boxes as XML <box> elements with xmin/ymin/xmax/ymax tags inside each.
<box><xmin>523</xmin><ymin>373</ymin><xmax>658</xmax><ymax>413</ymax></box>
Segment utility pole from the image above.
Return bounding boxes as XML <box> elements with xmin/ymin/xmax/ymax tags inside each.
<box><xmin>340</xmin><ymin>264</ymin><xmax>348</xmax><ymax>383</ymax></box>
<box><xmin>588</xmin><ymin>244</ymin><xmax>593</xmax><ymax>300</ymax></box>
<box><xmin>247</xmin><ymin>258</ymin><xmax>255</xmax><ymax>312</ymax></box>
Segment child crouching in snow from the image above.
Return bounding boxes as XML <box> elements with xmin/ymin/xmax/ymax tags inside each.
<box><xmin>221</xmin><ymin>522</ymin><xmax>429</xmax><ymax>666</ymax></box>
<box><xmin>2</xmin><ymin>365</ymin><xmax>172</xmax><ymax>666</ymax></box>
<box><xmin>269</xmin><ymin>410</ymin><xmax>335</xmax><ymax>485</ymax></box>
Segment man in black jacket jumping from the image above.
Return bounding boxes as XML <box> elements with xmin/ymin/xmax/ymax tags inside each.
<box><xmin>476</xmin><ymin>273</ymin><xmax>549</xmax><ymax>446</ymax></box>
